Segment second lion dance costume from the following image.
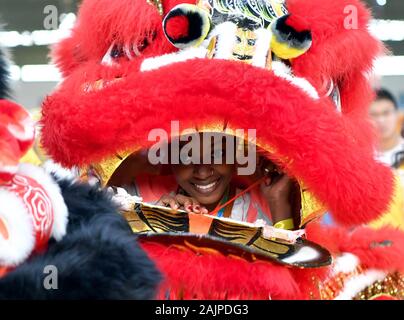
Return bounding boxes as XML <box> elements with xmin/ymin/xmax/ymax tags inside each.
<box><xmin>0</xmin><ymin>38</ymin><xmax>161</xmax><ymax>299</ymax></box>
<box><xmin>3</xmin><ymin>0</ymin><xmax>404</xmax><ymax>299</ymax></box>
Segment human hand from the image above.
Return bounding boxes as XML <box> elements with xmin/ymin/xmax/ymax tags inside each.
<box><xmin>259</xmin><ymin>160</ymin><xmax>294</xmax><ymax>223</ymax></box>
<box><xmin>156</xmin><ymin>193</ymin><xmax>209</xmax><ymax>214</ymax></box>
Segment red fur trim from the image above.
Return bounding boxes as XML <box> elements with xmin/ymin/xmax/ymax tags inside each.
<box><xmin>288</xmin><ymin>0</ymin><xmax>383</xmax><ymax>115</ymax></box>
<box><xmin>140</xmin><ymin>241</ymin><xmax>300</xmax><ymax>299</ymax></box>
<box><xmin>306</xmin><ymin>222</ymin><xmax>404</xmax><ymax>273</ymax></box>
<box><xmin>52</xmin><ymin>0</ymin><xmax>163</xmax><ymax>75</ymax></box>
<box><xmin>290</xmin><ymin>267</ymin><xmax>332</xmax><ymax>300</ymax></box>
<box><xmin>339</xmin><ymin>227</ymin><xmax>404</xmax><ymax>272</ymax></box>
<box><xmin>52</xmin><ymin>0</ymin><xmax>196</xmax><ymax>76</ymax></box>
<box><xmin>51</xmin><ymin>36</ymin><xmax>87</xmax><ymax>78</ymax></box>
<box><xmin>286</xmin><ymin>15</ymin><xmax>310</xmax><ymax>32</ymax></box>
<box><xmin>305</xmin><ymin>222</ymin><xmax>345</xmax><ymax>255</ymax></box>
<box><xmin>42</xmin><ymin>58</ymin><xmax>393</xmax><ymax>226</ymax></box>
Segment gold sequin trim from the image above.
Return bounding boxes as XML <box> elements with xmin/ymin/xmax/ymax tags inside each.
<box><xmin>353</xmin><ymin>273</ymin><xmax>404</xmax><ymax>300</ymax></box>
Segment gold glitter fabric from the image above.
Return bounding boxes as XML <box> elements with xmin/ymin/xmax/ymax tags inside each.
<box><xmin>353</xmin><ymin>273</ymin><xmax>404</xmax><ymax>300</ymax></box>
<box><xmin>313</xmin><ymin>267</ymin><xmax>404</xmax><ymax>300</ymax></box>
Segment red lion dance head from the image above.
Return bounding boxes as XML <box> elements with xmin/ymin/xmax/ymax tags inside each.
<box><xmin>41</xmin><ymin>0</ymin><xmax>404</xmax><ymax>299</ymax></box>
<box><xmin>0</xmin><ymin>100</ymin><xmax>68</xmax><ymax>278</ymax></box>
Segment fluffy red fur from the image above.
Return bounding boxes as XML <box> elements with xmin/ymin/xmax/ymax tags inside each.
<box><xmin>285</xmin><ymin>14</ymin><xmax>310</xmax><ymax>33</ymax></box>
<box><xmin>288</xmin><ymin>0</ymin><xmax>383</xmax><ymax>155</ymax></box>
<box><xmin>140</xmin><ymin>241</ymin><xmax>301</xmax><ymax>299</ymax></box>
<box><xmin>52</xmin><ymin>0</ymin><xmax>190</xmax><ymax>76</ymax></box>
<box><xmin>293</xmin><ymin>223</ymin><xmax>404</xmax><ymax>299</ymax></box>
<box><xmin>306</xmin><ymin>222</ymin><xmax>404</xmax><ymax>272</ymax></box>
<box><xmin>288</xmin><ymin>0</ymin><xmax>382</xmax><ymax>110</ymax></box>
<box><xmin>142</xmin><ymin>222</ymin><xmax>404</xmax><ymax>300</ymax></box>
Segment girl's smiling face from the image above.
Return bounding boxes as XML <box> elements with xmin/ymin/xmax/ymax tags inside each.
<box><xmin>172</xmin><ymin>163</ymin><xmax>235</xmax><ymax>211</ymax></box>
<box><xmin>171</xmin><ymin>135</ymin><xmax>236</xmax><ymax>211</ymax></box>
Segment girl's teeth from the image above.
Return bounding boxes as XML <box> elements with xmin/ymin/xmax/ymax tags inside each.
<box><xmin>195</xmin><ymin>181</ymin><xmax>217</xmax><ymax>190</ymax></box>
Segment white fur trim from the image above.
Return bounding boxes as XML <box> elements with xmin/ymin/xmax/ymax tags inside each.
<box><xmin>110</xmin><ymin>187</ymin><xmax>143</xmax><ymax>211</ymax></box>
<box><xmin>252</xmin><ymin>28</ymin><xmax>272</xmax><ymax>68</ymax></box>
<box><xmin>272</xmin><ymin>61</ymin><xmax>319</xmax><ymax>100</ymax></box>
<box><xmin>0</xmin><ymin>165</ymin><xmax>18</xmax><ymax>175</ymax></box>
<box><xmin>207</xmin><ymin>22</ymin><xmax>237</xmax><ymax>60</ymax></box>
<box><xmin>0</xmin><ymin>189</ymin><xmax>35</xmax><ymax>266</ymax></box>
<box><xmin>42</xmin><ymin>160</ymin><xmax>78</xmax><ymax>182</ymax></box>
<box><xmin>332</xmin><ymin>253</ymin><xmax>360</xmax><ymax>275</ymax></box>
<box><xmin>141</xmin><ymin>47</ymin><xmax>207</xmax><ymax>72</ymax></box>
<box><xmin>334</xmin><ymin>269</ymin><xmax>387</xmax><ymax>300</ymax></box>
<box><xmin>17</xmin><ymin>163</ymin><xmax>68</xmax><ymax>241</ymax></box>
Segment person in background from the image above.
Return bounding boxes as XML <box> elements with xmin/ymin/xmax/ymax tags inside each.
<box><xmin>367</xmin><ymin>88</ymin><xmax>404</xmax><ymax>230</ymax></box>
<box><xmin>369</xmin><ymin>88</ymin><xmax>404</xmax><ymax>168</ymax></box>
<box><xmin>323</xmin><ymin>89</ymin><xmax>404</xmax><ymax>229</ymax></box>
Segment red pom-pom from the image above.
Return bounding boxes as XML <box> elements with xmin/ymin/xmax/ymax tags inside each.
<box><xmin>165</xmin><ymin>15</ymin><xmax>189</xmax><ymax>40</ymax></box>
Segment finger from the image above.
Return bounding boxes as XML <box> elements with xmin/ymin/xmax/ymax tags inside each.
<box><xmin>156</xmin><ymin>195</ymin><xmax>170</xmax><ymax>205</ymax></box>
<box><xmin>177</xmin><ymin>195</ymin><xmax>201</xmax><ymax>213</ymax></box>
<box><xmin>192</xmin><ymin>201</ymin><xmax>202</xmax><ymax>213</ymax></box>
<box><xmin>192</xmin><ymin>205</ymin><xmax>209</xmax><ymax>214</ymax></box>
<box><xmin>159</xmin><ymin>196</ymin><xmax>179</xmax><ymax>210</ymax></box>
<box><xmin>171</xmin><ymin>194</ymin><xmax>207</xmax><ymax>214</ymax></box>
<box><xmin>175</xmin><ymin>194</ymin><xmax>194</xmax><ymax>212</ymax></box>
<box><xmin>168</xmin><ymin>198</ymin><xmax>179</xmax><ymax>210</ymax></box>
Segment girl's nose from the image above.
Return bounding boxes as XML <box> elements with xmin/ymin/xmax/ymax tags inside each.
<box><xmin>193</xmin><ymin>165</ymin><xmax>214</xmax><ymax>179</ymax></box>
